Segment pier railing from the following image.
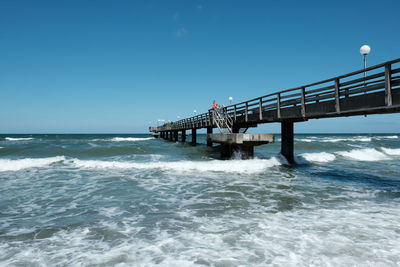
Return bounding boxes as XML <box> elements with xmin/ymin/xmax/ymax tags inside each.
<box><xmin>152</xmin><ymin>58</ymin><xmax>400</xmax><ymax>132</ymax></box>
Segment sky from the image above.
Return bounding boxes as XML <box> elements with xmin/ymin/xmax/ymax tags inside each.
<box><xmin>1</xmin><ymin>0</ymin><xmax>399</xmax><ymax>133</ymax></box>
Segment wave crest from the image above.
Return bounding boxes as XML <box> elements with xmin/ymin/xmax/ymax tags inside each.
<box><xmin>71</xmin><ymin>157</ymin><xmax>282</xmax><ymax>174</ymax></box>
<box><xmin>336</xmin><ymin>148</ymin><xmax>390</xmax><ymax>161</ymax></box>
<box><xmin>381</xmin><ymin>147</ymin><xmax>400</xmax><ymax>156</ymax></box>
<box><xmin>0</xmin><ymin>156</ymin><xmax>65</xmax><ymax>172</ymax></box>
<box><xmin>111</xmin><ymin>137</ymin><xmax>154</xmax><ymax>142</ymax></box>
<box><xmin>5</xmin><ymin>137</ymin><xmax>34</xmax><ymax>141</ymax></box>
<box><xmin>297</xmin><ymin>152</ymin><xmax>336</xmax><ymax>163</ymax></box>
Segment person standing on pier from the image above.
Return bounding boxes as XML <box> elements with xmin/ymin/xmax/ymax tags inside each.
<box><xmin>212</xmin><ymin>100</ymin><xmax>219</xmax><ymax>110</ymax></box>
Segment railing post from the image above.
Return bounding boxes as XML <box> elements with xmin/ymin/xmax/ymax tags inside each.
<box><xmin>234</xmin><ymin>105</ymin><xmax>237</xmax><ymax>121</ymax></box>
<box><xmin>385</xmin><ymin>63</ymin><xmax>392</xmax><ymax>106</ymax></box>
<box><xmin>259</xmin><ymin>98</ymin><xmax>263</xmax><ymax>120</ymax></box>
<box><xmin>245</xmin><ymin>102</ymin><xmax>248</xmax><ymax>122</ymax></box>
<box><xmin>300</xmin><ymin>87</ymin><xmax>306</xmax><ymax>118</ymax></box>
<box><xmin>334</xmin><ymin>79</ymin><xmax>340</xmax><ymax>113</ymax></box>
<box><xmin>277</xmin><ymin>93</ymin><xmax>281</xmax><ymax>119</ymax></box>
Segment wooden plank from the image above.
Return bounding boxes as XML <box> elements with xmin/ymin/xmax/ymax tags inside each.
<box><xmin>385</xmin><ymin>63</ymin><xmax>393</xmax><ymax>106</ymax></box>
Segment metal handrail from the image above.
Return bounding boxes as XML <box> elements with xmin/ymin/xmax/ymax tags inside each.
<box><xmin>153</xmin><ymin>58</ymin><xmax>400</xmax><ymax>132</ymax></box>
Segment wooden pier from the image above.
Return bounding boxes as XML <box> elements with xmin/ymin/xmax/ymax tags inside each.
<box><xmin>150</xmin><ymin>58</ymin><xmax>400</xmax><ymax>163</ymax></box>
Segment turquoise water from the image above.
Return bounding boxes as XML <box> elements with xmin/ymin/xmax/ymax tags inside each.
<box><xmin>0</xmin><ymin>134</ymin><xmax>400</xmax><ymax>266</ymax></box>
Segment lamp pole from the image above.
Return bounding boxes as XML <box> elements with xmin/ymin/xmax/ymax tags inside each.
<box><xmin>359</xmin><ymin>45</ymin><xmax>371</xmax><ymax>86</ymax></box>
<box><xmin>228</xmin><ymin>96</ymin><xmax>233</xmax><ymax>105</ymax></box>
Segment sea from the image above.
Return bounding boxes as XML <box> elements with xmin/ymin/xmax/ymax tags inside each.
<box><xmin>0</xmin><ymin>133</ymin><xmax>399</xmax><ymax>266</ymax></box>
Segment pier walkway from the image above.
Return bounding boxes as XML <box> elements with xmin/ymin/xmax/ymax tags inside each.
<box><xmin>150</xmin><ymin>58</ymin><xmax>400</xmax><ymax>163</ymax></box>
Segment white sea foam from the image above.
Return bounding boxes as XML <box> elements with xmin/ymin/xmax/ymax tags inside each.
<box><xmin>375</xmin><ymin>135</ymin><xmax>398</xmax><ymax>139</ymax></box>
<box><xmin>297</xmin><ymin>152</ymin><xmax>336</xmax><ymax>163</ymax></box>
<box><xmin>295</xmin><ymin>138</ymin><xmax>315</xmax><ymax>143</ymax></box>
<box><xmin>381</xmin><ymin>147</ymin><xmax>400</xmax><ymax>156</ymax></box>
<box><xmin>5</xmin><ymin>137</ymin><xmax>34</xmax><ymax>141</ymax></box>
<box><xmin>336</xmin><ymin>148</ymin><xmax>390</xmax><ymax>161</ymax></box>
<box><xmin>72</xmin><ymin>157</ymin><xmax>282</xmax><ymax>174</ymax></box>
<box><xmin>111</xmin><ymin>137</ymin><xmax>154</xmax><ymax>142</ymax></box>
<box><xmin>325</xmin><ymin>137</ymin><xmax>372</xmax><ymax>142</ymax></box>
<box><xmin>296</xmin><ymin>136</ymin><xmax>372</xmax><ymax>143</ymax></box>
<box><xmin>0</xmin><ymin>156</ymin><xmax>65</xmax><ymax>172</ymax></box>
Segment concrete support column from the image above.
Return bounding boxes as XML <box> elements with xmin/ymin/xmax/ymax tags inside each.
<box><xmin>182</xmin><ymin>130</ymin><xmax>186</xmax><ymax>142</ymax></box>
<box><xmin>281</xmin><ymin>121</ymin><xmax>294</xmax><ymax>164</ymax></box>
<box><xmin>160</xmin><ymin>132</ymin><xmax>163</xmax><ymax>139</ymax></box>
<box><xmin>174</xmin><ymin>130</ymin><xmax>178</xmax><ymax>142</ymax></box>
<box><xmin>163</xmin><ymin>131</ymin><xmax>167</xmax><ymax>139</ymax></box>
<box><xmin>191</xmin><ymin>128</ymin><xmax>197</xmax><ymax>146</ymax></box>
<box><xmin>169</xmin><ymin>131</ymin><xmax>173</xmax><ymax>141</ymax></box>
<box><xmin>206</xmin><ymin>127</ymin><xmax>213</xmax><ymax>147</ymax></box>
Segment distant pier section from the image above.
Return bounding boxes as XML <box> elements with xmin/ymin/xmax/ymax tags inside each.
<box><xmin>150</xmin><ymin>58</ymin><xmax>400</xmax><ymax>162</ymax></box>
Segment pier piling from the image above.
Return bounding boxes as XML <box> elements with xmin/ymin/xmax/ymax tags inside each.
<box><xmin>182</xmin><ymin>130</ymin><xmax>186</xmax><ymax>142</ymax></box>
<box><xmin>281</xmin><ymin>121</ymin><xmax>294</xmax><ymax>164</ymax></box>
<box><xmin>207</xmin><ymin>127</ymin><xmax>213</xmax><ymax>147</ymax></box>
<box><xmin>191</xmin><ymin>129</ymin><xmax>197</xmax><ymax>145</ymax></box>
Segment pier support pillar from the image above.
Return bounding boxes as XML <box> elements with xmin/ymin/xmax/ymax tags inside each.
<box><xmin>281</xmin><ymin>121</ymin><xmax>294</xmax><ymax>164</ymax></box>
<box><xmin>169</xmin><ymin>131</ymin><xmax>173</xmax><ymax>141</ymax></box>
<box><xmin>163</xmin><ymin>131</ymin><xmax>167</xmax><ymax>139</ymax></box>
<box><xmin>207</xmin><ymin>127</ymin><xmax>213</xmax><ymax>147</ymax></box>
<box><xmin>181</xmin><ymin>130</ymin><xmax>186</xmax><ymax>142</ymax></box>
<box><xmin>174</xmin><ymin>130</ymin><xmax>178</xmax><ymax>142</ymax></box>
<box><xmin>191</xmin><ymin>129</ymin><xmax>197</xmax><ymax>146</ymax></box>
<box><xmin>160</xmin><ymin>132</ymin><xmax>163</xmax><ymax>139</ymax></box>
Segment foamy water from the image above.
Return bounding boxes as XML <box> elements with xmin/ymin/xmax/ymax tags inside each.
<box><xmin>111</xmin><ymin>137</ymin><xmax>154</xmax><ymax>142</ymax></box>
<box><xmin>1</xmin><ymin>134</ymin><xmax>399</xmax><ymax>266</ymax></box>
<box><xmin>4</xmin><ymin>137</ymin><xmax>34</xmax><ymax>141</ymax></box>
<box><xmin>0</xmin><ymin>156</ymin><xmax>65</xmax><ymax>171</ymax></box>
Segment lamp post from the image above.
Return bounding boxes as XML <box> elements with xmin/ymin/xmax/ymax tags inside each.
<box><xmin>228</xmin><ymin>96</ymin><xmax>233</xmax><ymax>105</ymax></box>
<box><xmin>193</xmin><ymin>109</ymin><xmax>197</xmax><ymax>116</ymax></box>
<box><xmin>360</xmin><ymin>45</ymin><xmax>371</xmax><ymax>86</ymax></box>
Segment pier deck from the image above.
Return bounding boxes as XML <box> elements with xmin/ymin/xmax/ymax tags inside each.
<box><xmin>151</xmin><ymin>58</ymin><xmax>400</xmax><ymax>163</ymax></box>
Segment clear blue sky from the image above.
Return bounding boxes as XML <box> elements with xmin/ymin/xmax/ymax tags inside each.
<box><xmin>1</xmin><ymin>0</ymin><xmax>399</xmax><ymax>133</ymax></box>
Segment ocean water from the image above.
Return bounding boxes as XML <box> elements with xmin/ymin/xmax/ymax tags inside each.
<box><xmin>0</xmin><ymin>133</ymin><xmax>400</xmax><ymax>266</ymax></box>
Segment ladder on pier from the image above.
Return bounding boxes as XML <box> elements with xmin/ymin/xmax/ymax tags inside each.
<box><xmin>212</xmin><ymin>108</ymin><xmax>233</xmax><ymax>133</ymax></box>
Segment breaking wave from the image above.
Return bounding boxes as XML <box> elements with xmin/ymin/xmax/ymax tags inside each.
<box><xmin>296</xmin><ymin>135</ymin><xmax>398</xmax><ymax>143</ymax></box>
<box><xmin>336</xmin><ymin>148</ymin><xmax>390</xmax><ymax>161</ymax></box>
<box><xmin>0</xmin><ymin>156</ymin><xmax>65</xmax><ymax>172</ymax></box>
<box><xmin>71</xmin><ymin>157</ymin><xmax>283</xmax><ymax>174</ymax></box>
<box><xmin>381</xmin><ymin>147</ymin><xmax>400</xmax><ymax>156</ymax></box>
<box><xmin>90</xmin><ymin>137</ymin><xmax>154</xmax><ymax>142</ymax></box>
<box><xmin>295</xmin><ymin>147</ymin><xmax>399</xmax><ymax>164</ymax></box>
<box><xmin>111</xmin><ymin>137</ymin><xmax>154</xmax><ymax>142</ymax></box>
<box><xmin>296</xmin><ymin>137</ymin><xmax>372</xmax><ymax>143</ymax></box>
<box><xmin>375</xmin><ymin>135</ymin><xmax>398</xmax><ymax>139</ymax></box>
<box><xmin>5</xmin><ymin>137</ymin><xmax>34</xmax><ymax>141</ymax></box>
<box><xmin>297</xmin><ymin>152</ymin><xmax>336</xmax><ymax>163</ymax></box>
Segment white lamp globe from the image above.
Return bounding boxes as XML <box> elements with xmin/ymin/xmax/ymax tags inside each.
<box><xmin>228</xmin><ymin>96</ymin><xmax>233</xmax><ymax>102</ymax></box>
<box><xmin>360</xmin><ymin>45</ymin><xmax>371</xmax><ymax>55</ymax></box>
